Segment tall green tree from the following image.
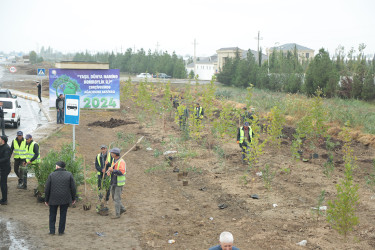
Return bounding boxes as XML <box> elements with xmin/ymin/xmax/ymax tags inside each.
<box><xmin>361</xmin><ymin>68</ymin><xmax>375</xmax><ymax>101</ymax></box>
<box><xmin>304</xmin><ymin>48</ymin><xmax>338</xmax><ymax>96</ymax></box>
<box><xmin>29</xmin><ymin>51</ymin><xmax>37</xmax><ymax>64</ymax></box>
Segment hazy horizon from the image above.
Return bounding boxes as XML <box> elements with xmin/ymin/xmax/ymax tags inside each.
<box><xmin>1</xmin><ymin>0</ymin><xmax>375</xmax><ymax>58</ymax></box>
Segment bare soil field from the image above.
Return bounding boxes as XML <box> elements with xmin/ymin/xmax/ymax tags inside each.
<box><xmin>2</xmin><ymin>69</ymin><xmax>375</xmax><ymax>249</ymax></box>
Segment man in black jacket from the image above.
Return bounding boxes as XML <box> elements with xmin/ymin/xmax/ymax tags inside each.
<box><xmin>0</xmin><ymin>102</ymin><xmax>5</xmax><ymax>136</ymax></box>
<box><xmin>36</xmin><ymin>81</ymin><xmax>42</xmax><ymax>103</ymax></box>
<box><xmin>44</xmin><ymin>161</ymin><xmax>76</xmax><ymax>235</ymax></box>
<box><xmin>0</xmin><ymin>135</ymin><xmax>11</xmax><ymax>205</ymax></box>
<box><xmin>55</xmin><ymin>94</ymin><xmax>64</xmax><ymax>124</ymax></box>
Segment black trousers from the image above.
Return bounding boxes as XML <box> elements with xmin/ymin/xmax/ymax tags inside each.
<box><xmin>49</xmin><ymin>204</ymin><xmax>69</xmax><ymax>234</ymax></box>
<box><xmin>0</xmin><ymin>118</ymin><xmax>5</xmax><ymax>136</ymax></box>
<box><xmin>38</xmin><ymin>91</ymin><xmax>42</xmax><ymax>102</ymax></box>
<box><xmin>0</xmin><ymin>167</ymin><xmax>10</xmax><ymax>201</ymax></box>
<box><xmin>14</xmin><ymin>158</ymin><xmax>25</xmax><ymax>182</ymax></box>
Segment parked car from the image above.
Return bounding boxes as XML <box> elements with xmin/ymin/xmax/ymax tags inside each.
<box><xmin>136</xmin><ymin>73</ymin><xmax>152</xmax><ymax>78</ymax></box>
<box><xmin>0</xmin><ymin>98</ymin><xmax>21</xmax><ymax>128</ymax></box>
<box><xmin>0</xmin><ymin>89</ymin><xmax>17</xmax><ymax>98</ymax></box>
<box><xmin>153</xmin><ymin>73</ymin><xmax>171</xmax><ymax>79</ymax></box>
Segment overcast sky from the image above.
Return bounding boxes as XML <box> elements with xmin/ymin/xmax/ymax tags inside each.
<box><xmin>1</xmin><ymin>0</ymin><xmax>374</xmax><ymax>58</ymax></box>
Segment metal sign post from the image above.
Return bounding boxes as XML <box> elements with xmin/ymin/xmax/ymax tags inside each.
<box><xmin>37</xmin><ymin>68</ymin><xmax>46</xmax><ymax>92</ymax></box>
<box><xmin>64</xmin><ymin>95</ymin><xmax>80</xmax><ymax>160</ymax></box>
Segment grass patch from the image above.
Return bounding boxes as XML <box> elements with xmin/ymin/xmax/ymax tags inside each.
<box><xmin>144</xmin><ymin>162</ymin><xmax>168</xmax><ymax>173</ymax></box>
<box><xmin>212</xmin><ymin>84</ymin><xmax>375</xmax><ymax>135</ymax></box>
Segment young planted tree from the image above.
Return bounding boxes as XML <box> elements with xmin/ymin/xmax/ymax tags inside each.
<box><xmin>121</xmin><ymin>77</ymin><xmax>134</xmax><ymax>102</ymax></box>
<box><xmin>327</xmin><ymin>123</ymin><xmax>359</xmax><ymax>239</ymax></box>
<box><xmin>244</xmin><ymin>115</ymin><xmax>268</xmax><ymax>170</ymax></box>
<box><xmin>310</xmin><ymin>88</ymin><xmax>328</xmax><ymax>150</ymax></box>
<box><xmin>201</xmin><ymin>76</ymin><xmax>217</xmax><ymax>123</ymax></box>
<box><xmin>291</xmin><ymin>112</ymin><xmax>313</xmax><ymax>160</ymax></box>
<box><xmin>267</xmin><ymin>105</ymin><xmax>285</xmax><ymax>148</ymax></box>
<box><xmin>135</xmin><ymin>79</ymin><xmax>155</xmax><ymax>114</ymax></box>
<box><xmin>213</xmin><ymin>102</ymin><xmax>237</xmax><ymax>140</ymax></box>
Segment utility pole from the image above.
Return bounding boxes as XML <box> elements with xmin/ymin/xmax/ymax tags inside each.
<box><xmin>192</xmin><ymin>38</ymin><xmax>198</xmax><ymax>76</ymax></box>
<box><xmin>156</xmin><ymin>42</ymin><xmax>160</xmax><ymax>53</ymax></box>
<box><xmin>254</xmin><ymin>31</ymin><xmax>263</xmax><ymax>66</ymax></box>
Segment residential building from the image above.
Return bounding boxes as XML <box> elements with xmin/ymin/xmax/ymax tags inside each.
<box><xmin>267</xmin><ymin>43</ymin><xmax>314</xmax><ymax>62</ymax></box>
<box><xmin>216</xmin><ymin>47</ymin><xmax>267</xmax><ymax>71</ymax></box>
<box><xmin>186</xmin><ymin>55</ymin><xmax>218</xmax><ymax>81</ymax></box>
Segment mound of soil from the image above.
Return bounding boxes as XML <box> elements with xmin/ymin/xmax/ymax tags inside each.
<box><xmin>87</xmin><ymin>118</ymin><xmax>136</xmax><ymax>128</ymax></box>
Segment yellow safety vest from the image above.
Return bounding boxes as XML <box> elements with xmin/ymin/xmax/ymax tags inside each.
<box><xmin>25</xmin><ymin>141</ymin><xmax>40</xmax><ymax>164</ymax></box>
<box><xmin>239</xmin><ymin>126</ymin><xmax>253</xmax><ymax>144</ymax></box>
<box><xmin>196</xmin><ymin>107</ymin><xmax>203</xmax><ymax>119</ymax></box>
<box><xmin>112</xmin><ymin>159</ymin><xmax>126</xmax><ymax>186</ymax></box>
<box><xmin>97</xmin><ymin>153</ymin><xmax>113</xmax><ymax>175</ymax></box>
<box><xmin>13</xmin><ymin>139</ymin><xmax>27</xmax><ymax>159</ymax></box>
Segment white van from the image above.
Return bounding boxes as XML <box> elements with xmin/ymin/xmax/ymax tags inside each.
<box><xmin>0</xmin><ymin>98</ymin><xmax>21</xmax><ymax>128</ymax></box>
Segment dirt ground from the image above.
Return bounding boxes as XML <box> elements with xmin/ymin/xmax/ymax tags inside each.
<box><xmin>2</xmin><ymin>67</ymin><xmax>375</xmax><ymax>249</ymax></box>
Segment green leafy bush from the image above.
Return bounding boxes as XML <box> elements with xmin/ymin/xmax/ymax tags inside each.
<box><xmin>33</xmin><ymin>143</ymin><xmax>84</xmax><ymax>192</ymax></box>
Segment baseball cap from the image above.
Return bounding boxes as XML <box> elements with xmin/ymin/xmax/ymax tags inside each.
<box><xmin>110</xmin><ymin>148</ymin><xmax>121</xmax><ymax>154</ymax></box>
<box><xmin>244</xmin><ymin>122</ymin><xmax>250</xmax><ymax>126</ymax></box>
<box><xmin>17</xmin><ymin>131</ymin><xmax>23</xmax><ymax>136</ymax></box>
<box><xmin>26</xmin><ymin>134</ymin><xmax>32</xmax><ymax>139</ymax></box>
<box><xmin>100</xmin><ymin>145</ymin><xmax>107</xmax><ymax>149</ymax></box>
<box><xmin>56</xmin><ymin>161</ymin><xmax>66</xmax><ymax>168</ymax></box>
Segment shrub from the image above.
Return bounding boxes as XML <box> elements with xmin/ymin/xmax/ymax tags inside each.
<box><xmin>33</xmin><ymin>143</ymin><xmax>84</xmax><ymax>193</ymax></box>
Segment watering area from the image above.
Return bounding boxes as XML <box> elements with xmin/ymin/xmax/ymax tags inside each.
<box><xmin>0</xmin><ymin>218</ymin><xmax>33</xmax><ymax>249</ymax></box>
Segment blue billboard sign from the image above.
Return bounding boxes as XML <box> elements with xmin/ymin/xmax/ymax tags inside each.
<box><xmin>49</xmin><ymin>69</ymin><xmax>120</xmax><ymax>109</ymax></box>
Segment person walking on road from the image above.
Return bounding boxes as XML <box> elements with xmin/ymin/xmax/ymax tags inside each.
<box><xmin>209</xmin><ymin>231</ymin><xmax>240</xmax><ymax>250</ymax></box>
<box><xmin>56</xmin><ymin>94</ymin><xmax>65</xmax><ymax>124</ymax></box>
<box><xmin>37</xmin><ymin>81</ymin><xmax>42</xmax><ymax>103</ymax></box>
<box><xmin>45</xmin><ymin>161</ymin><xmax>76</xmax><ymax>236</ymax></box>
<box><xmin>10</xmin><ymin>131</ymin><xmax>27</xmax><ymax>188</ymax></box>
<box><xmin>95</xmin><ymin>145</ymin><xmax>113</xmax><ymax>202</ymax></box>
<box><xmin>22</xmin><ymin>134</ymin><xmax>40</xmax><ymax>189</ymax></box>
<box><xmin>0</xmin><ymin>135</ymin><xmax>11</xmax><ymax>205</ymax></box>
<box><xmin>236</xmin><ymin>122</ymin><xmax>253</xmax><ymax>164</ymax></box>
<box><xmin>107</xmin><ymin>148</ymin><xmax>126</xmax><ymax>219</ymax></box>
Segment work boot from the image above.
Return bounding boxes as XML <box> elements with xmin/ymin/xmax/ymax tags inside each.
<box><xmin>0</xmin><ymin>200</ymin><xmax>8</xmax><ymax>205</ymax></box>
<box><xmin>111</xmin><ymin>215</ymin><xmax>120</xmax><ymax>219</ymax></box>
<box><xmin>120</xmin><ymin>208</ymin><xmax>126</xmax><ymax>215</ymax></box>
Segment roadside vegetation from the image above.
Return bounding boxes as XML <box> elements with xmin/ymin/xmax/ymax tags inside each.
<box><xmin>217</xmin><ymin>44</ymin><xmax>375</xmax><ymax>102</ymax></box>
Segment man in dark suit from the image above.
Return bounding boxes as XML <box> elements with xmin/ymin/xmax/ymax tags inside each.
<box><xmin>0</xmin><ymin>102</ymin><xmax>5</xmax><ymax>136</ymax></box>
<box><xmin>36</xmin><ymin>81</ymin><xmax>42</xmax><ymax>103</ymax></box>
<box><xmin>44</xmin><ymin>161</ymin><xmax>76</xmax><ymax>235</ymax></box>
<box><xmin>0</xmin><ymin>135</ymin><xmax>11</xmax><ymax>205</ymax></box>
